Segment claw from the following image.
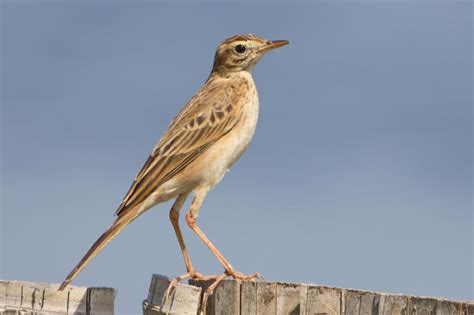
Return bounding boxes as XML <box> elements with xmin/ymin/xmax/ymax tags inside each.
<box><xmin>225</xmin><ymin>269</ymin><xmax>263</xmax><ymax>281</ymax></box>
<box><xmin>255</xmin><ymin>272</ymin><xmax>265</xmax><ymax>281</ymax></box>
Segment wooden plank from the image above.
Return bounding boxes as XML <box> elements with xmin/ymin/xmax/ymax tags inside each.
<box><xmin>146</xmin><ymin>273</ymin><xmax>158</xmax><ymax>303</ymax></box>
<box><xmin>67</xmin><ymin>285</ymin><xmax>89</xmax><ymax>314</ymax></box>
<box><xmin>211</xmin><ymin>280</ymin><xmax>240</xmax><ymax>315</ymax></box>
<box><xmin>345</xmin><ymin>289</ymin><xmax>382</xmax><ymax>315</ymax></box>
<box><xmin>190</xmin><ymin>278</ymin><xmax>473</xmax><ymax>315</ymax></box>
<box><xmin>0</xmin><ymin>282</ymin><xmax>6</xmax><ymax>306</ymax></box>
<box><xmin>460</xmin><ymin>302</ymin><xmax>472</xmax><ymax>315</ymax></box>
<box><xmin>144</xmin><ymin>274</ymin><xmax>202</xmax><ymax>315</ymax></box>
<box><xmin>413</xmin><ymin>297</ymin><xmax>437</xmax><ymax>315</ymax></box>
<box><xmin>306</xmin><ymin>286</ymin><xmax>341</xmax><ymax>315</ymax></box>
<box><xmin>241</xmin><ymin>281</ymin><xmax>257</xmax><ymax>315</ymax></box>
<box><xmin>276</xmin><ymin>282</ymin><xmax>306</xmax><ymax>315</ymax></box>
<box><xmin>437</xmin><ymin>299</ymin><xmax>461</xmax><ymax>314</ymax></box>
<box><xmin>299</xmin><ymin>284</ymin><xmax>308</xmax><ymax>315</ymax></box>
<box><xmin>345</xmin><ymin>289</ymin><xmax>362</xmax><ymax>315</ymax></box>
<box><xmin>0</xmin><ymin>281</ymin><xmax>114</xmax><ymax>314</ymax></box>
<box><xmin>42</xmin><ymin>284</ymin><xmax>69</xmax><ymax>314</ymax></box>
<box><xmin>465</xmin><ymin>302</ymin><xmax>474</xmax><ymax>315</ymax></box>
<box><xmin>4</xmin><ymin>282</ymin><xmax>22</xmax><ymax>308</ymax></box>
<box><xmin>149</xmin><ymin>274</ymin><xmax>173</xmax><ymax>306</ymax></box>
<box><xmin>190</xmin><ymin>278</ymin><xmax>242</xmax><ymax>314</ymax></box>
<box><xmin>189</xmin><ymin>279</ymin><xmax>215</xmax><ymax>314</ymax></box>
<box><xmin>380</xmin><ymin>294</ymin><xmax>410</xmax><ymax>315</ymax></box>
<box><xmin>364</xmin><ymin>292</ymin><xmax>382</xmax><ymax>315</ymax></box>
<box><xmin>88</xmin><ymin>288</ymin><xmax>115</xmax><ymax>315</ymax></box>
<box><xmin>21</xmin><ymin>282</ymin><xmax>45</xmax><ymax>311</ymax></box>
<box><xmin>256</xmin><ymin>282</ymin><xmax>277</xmax><ymax>314</ymax></box>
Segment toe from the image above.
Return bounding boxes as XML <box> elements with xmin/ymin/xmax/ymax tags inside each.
<box><xmin>226</xmin><ymin>270</ymin><xmax>262</xmax><ymax>281</ymax></box>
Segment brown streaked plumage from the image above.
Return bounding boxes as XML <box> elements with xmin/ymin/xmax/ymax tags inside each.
<box><xmin>59</xmin><ymin>34</ymin><xmax>288</xmax><ymax>292</ymax></box>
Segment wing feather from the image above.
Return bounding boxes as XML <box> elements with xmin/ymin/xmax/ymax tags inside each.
<box><xmin>115</xmin><ymin>77</ymin><xmax>242</xmax><ymax>216</ymax></box>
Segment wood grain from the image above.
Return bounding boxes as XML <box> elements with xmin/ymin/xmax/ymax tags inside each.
<box><xmin>0</xmin><ymin>280</ymin><xmax>115</xmax><ymax>314</ymax></box>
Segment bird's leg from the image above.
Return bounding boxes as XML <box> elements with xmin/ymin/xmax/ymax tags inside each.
<box><xmin>169</xmin><ymin>193</ymin><xmax>195</xmax><ymax>274</ymax></box>
<box><xmin>165</xmin><ymin>193</ymin><xmax>223</xmax><ymax>302</ymax></box>
<box><xmin>185</xmin><ymin>189</ymin><xmax>262</xmax><ymax>281</ymax></box>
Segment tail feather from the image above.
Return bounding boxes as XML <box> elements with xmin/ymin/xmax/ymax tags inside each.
<box><xmin>59</xmin><ymin>208</ymin><xmax>140</xmax><ymax>291</ymax></box>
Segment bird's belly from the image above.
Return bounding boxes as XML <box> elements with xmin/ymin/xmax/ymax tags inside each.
<box><xmin>152</xmin><ymin>87</ymin><xmax>259</xmax><ymax>200</ymax></box>
<box><xmin>185</xmin><ymin>96</ymin><xmax>259</xmax><ymax>189</ymax></box>
<box><xmin>218</xmin><ymin>122</ymin><xmax>256</xmax><ymax>169</ymax></box>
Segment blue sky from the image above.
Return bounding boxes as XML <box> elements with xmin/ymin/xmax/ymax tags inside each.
<box><xmin>1</xmin><ymin>1</ymin><xmax>472</xmax><ymax>314</ymax></box>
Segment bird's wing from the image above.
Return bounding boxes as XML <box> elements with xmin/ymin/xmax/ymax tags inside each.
<box><xmin>115</xmin><ymin>77</ymin><xmax>244</xmax><ymax>216</ymax></box>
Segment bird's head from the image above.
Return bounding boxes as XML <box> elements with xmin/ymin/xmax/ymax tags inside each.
<box><xmin>211</xmin><ymin>34</ymin><xmax>289</xmax><ymax>75</ymax></box>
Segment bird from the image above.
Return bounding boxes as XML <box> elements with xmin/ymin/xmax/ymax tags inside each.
<box><xmin>59</xmin><ymin>34</ymin><xmax>288</xmax><ymax>291</ymax></box>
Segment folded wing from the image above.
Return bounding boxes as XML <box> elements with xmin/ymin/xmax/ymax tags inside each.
<box><xmin>115</xmin><ymin>78</ymin><xmax>242</xmax><ymax>217</ymax></box>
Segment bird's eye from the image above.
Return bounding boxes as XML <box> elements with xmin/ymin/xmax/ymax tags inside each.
<box><xmin>235</xmin><ymin>44</ymin><xmax>246</xmax><ymax>54</ymax></box>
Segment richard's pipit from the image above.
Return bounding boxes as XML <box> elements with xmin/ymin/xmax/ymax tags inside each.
<box><xmin>60</xmin><ymin>34</ymin><xmax>288</xmax><ymax>290</ymax></box>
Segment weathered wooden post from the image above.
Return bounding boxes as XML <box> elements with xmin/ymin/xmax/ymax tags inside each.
<box><xmin>142</xmin><ymin>275</ymin><xmax>202</xmax><ymax>315</ymax></box>
<box><xmin>0</xmin><ymin>280</ymin><xmax>115</xmax><ymax>314</ymax></box>
<box><xmin>143</xmin><ymin>274</ymin><xmax>474</xmax><ymax>315</ymax></box>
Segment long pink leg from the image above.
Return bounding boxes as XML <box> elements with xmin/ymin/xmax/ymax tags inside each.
<box><xmin>185</xmin><ymin>188</ymin><xmax>262</xmax><ymax>280</ymax></box>
<box><xmin>165</xmin><ymin>193</ymin><xmax>222</xmax><ymax>301</ymax></box>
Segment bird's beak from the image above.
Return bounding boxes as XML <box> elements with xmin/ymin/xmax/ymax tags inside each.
<box><xmin>256</xmin><ymin>40</ymin><xmax>289</xmax><ymax>54</ymax></box>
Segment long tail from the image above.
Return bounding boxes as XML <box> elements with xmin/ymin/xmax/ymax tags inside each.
<box><xmin>59</xmin><ymin>207</ymin><xmax>141</xmax><ymax>291</ymax></box>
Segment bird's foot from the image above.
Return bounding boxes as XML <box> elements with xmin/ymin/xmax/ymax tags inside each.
<box><xmin>163</xmin><ymin>270</ymin><xmax>222</xmax><ymax>305</ymax></box>
<box><xmin>225</xmin><ymin>268</ymin><xmax>264</xmax><ymax>281</ymax></box>
<box><xmin>163</xmin><ymin>269</ymin><xmax>263</xmax><ymax>313</ymax></box>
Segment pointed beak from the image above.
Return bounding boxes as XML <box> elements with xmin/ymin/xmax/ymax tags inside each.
<box><xmin>256</xmin><ymin>40</ymin><xmax>289</xmax><ymax>54</ymax></box>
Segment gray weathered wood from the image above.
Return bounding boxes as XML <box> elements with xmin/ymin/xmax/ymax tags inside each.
<box><xmin>413</xmin><ymin>297</ymin><xmax>437</xmax><ymax>315</ymax></box>
<box><xmin>42</xmin><ymin>284</ymin><xmax>70</xmax><ymax>313</ymax></box>
<box><xmin>276</xmin><ymin>282</ymin><xmax>305</xmax><ymax>315</ymax></box>
<box><xmin>188</xmin><ymin>278</ymin><xmax>242</xmax><ymax>315</ymax></box>
<box><xmin>188</xmin><ymin>278</ymin><xmax>214</xmax><ymax>314</ymax></box>
<box><xmin>68</xmin><ymin>285</ymin><xmax>89</xmax><ymax>314</ymax></box>
<box><xmin>143</xmin><ymin>274</ymin><xmax>202</xmax><ymax>315</ymax></box>
<box><xmin>240</xmin><ymin>281</ymin><xmax>257</xmax><ymax>315</ymax></box>
<box><xmin>144</xmin><ymin>278</ymin><xmax>474</xmax><ymax>315</ymax></box>
<box><xmin>4</xmin><ymin>282</ymin><xmax>22</xmax><ymax>309</ymax></box>
<box><xmin>23</xmin><ymin>283</ymin><xmax>47</xmax><ymax>311</ymax></box>
<box><xmin>256</xmin><ymin>282</ymin><xmax>277</xmax><ymax>314</ymax></box>
<box><xmin>0</xmin><ymin>280</ymin><xmax>115</xmax><ymax>314</ymax></box>
<box><xmin>345</xmin><ymin>290</ymin><xmax>382</xmax><ymax>315</ymax></box>
<box><xmin>178</xmin><ymin>277</ymin><xmax>474</xmax><ymax>315</ymax></box>
<box><xmin>88</xmin><ymin>288</ymin><xmax>116</xmax><ymax>315</ymax></box>
<box><xmin>306</xmin><ymin>285</ymin><xmax>341</xmax><ymax>314</ymax></box>
<box><xmin>465</xmin><ymin>302</ymin><xmax>474</xmax><ymax>315</ymax></box>
<box><xmin>362</xmin><ymin>291</ymin><xmax>382</xmax><ymax>314</ymax></box>
<box><xmin>209</xmin><ymin>280</ymin><xmax>240</xmax><ymax>315</ymax></box>
<box><xmin>437</xmin><ymin>299</ymin><xmax>460</xmax><ymax>314</ymax></box>
<box><xmin>380</xmin><ymin>294</ymin><xmax>410</xmax><ymax>314</ymax></box>
<box><xmin>0</xmin><ymin>283</ymin><xmax>5</xmax><ymax>307</ymax></box>
<box><xmin>344</xmin><ymin>289</ymin><xmax>361</xmax><ymax>314</ymax></box>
